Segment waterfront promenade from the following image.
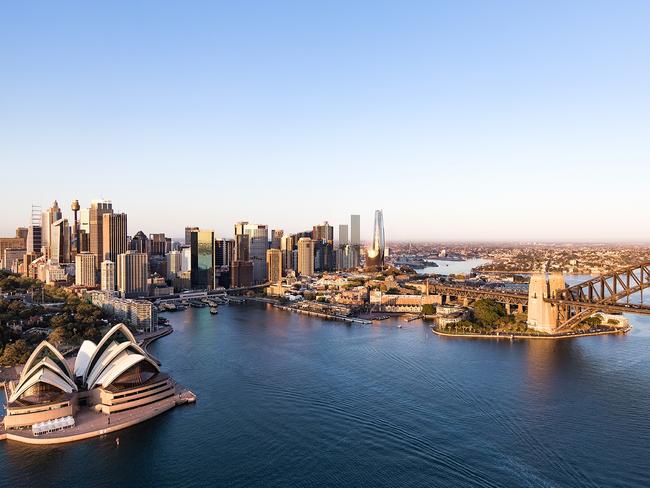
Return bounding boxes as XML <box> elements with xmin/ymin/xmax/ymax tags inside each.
<box><xmin>430</xmin><ymin>324</ymin><xmax>632</xmax><ymax>340</ymax></box>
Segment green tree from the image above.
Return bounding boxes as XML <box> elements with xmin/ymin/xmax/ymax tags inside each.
<box><xmin>422</xmin><ymin>304</ymin><xmax>436</xmax><ymax>315</ymax></box>
<box><xmin>0</xmin><ymin>339</ymin><xmax>32</xmax><ymax>366</ymax></box>
<box><xmin>48</xmin><ymin>326</ymin><xmax>73</xmax><ymax>347</ymax></box>
<box><xmin>473</xmin><ymin>299</ymin><xmax>506</xmax><ymax>327</ymax></box>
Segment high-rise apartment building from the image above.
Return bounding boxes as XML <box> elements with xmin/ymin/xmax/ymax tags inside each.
<box><xmin>102</xmin><ymin>213</ymin><xmax>128</xmax><ymax>264</ymax></box>
<box><xmin>190</xmin><ymin>230</ymin><xmax>215</xmax><ymax>289</ymax></box>
<box><xmin>101</xmin><ymin>260</ymin><xmax>116</xmax><ymax>291</ymax></box>
<box><xmin>117</xmin><ymin>251</ymin><xmax>148</xmax><ymax>298</ymax></box>
<box><xmin>89</xmin><ymin>199</ymin><xmax>113</xmax><ymax>266</ymax></box>
<box><xmin>297</xmin><ymin>237</ymin><xmax>314</xmax><ymax>276</ymax></box>
<box><xmin>266</xmin><ymin>249</ymin><xmax>283</xmax><ymax>284</ymax></box>
<box><xmin>75</xmin><ymin>252</ymin><xmax>97</xmax><ymax>287</ymax></box>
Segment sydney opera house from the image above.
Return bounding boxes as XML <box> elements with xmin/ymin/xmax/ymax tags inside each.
<box><xmin>1</xmin><ymin>324</ymin><xmax>193</xmax><ymax>443</ymax></box>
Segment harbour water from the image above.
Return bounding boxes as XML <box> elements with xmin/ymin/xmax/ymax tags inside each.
<box><xmin>417</xmin><ymin>258</ymin><xmax>490</xmax><ymax>276</ymax></box>
<box><xmin>2</xmin><ymin>304</ymin><xmax>650</xmax><ymax>487</ymax></box>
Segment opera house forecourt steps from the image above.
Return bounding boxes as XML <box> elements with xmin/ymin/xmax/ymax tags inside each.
<box><xmin>1</xmin><ymin>323</ymin><xmax>195</xmax><ymax>445</ymax></box>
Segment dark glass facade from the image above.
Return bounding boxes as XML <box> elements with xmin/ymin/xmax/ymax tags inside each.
<box><xmin>190</xmin><ymin>230</ymin><xmax>215</xmax><ymax>289</ymax></box>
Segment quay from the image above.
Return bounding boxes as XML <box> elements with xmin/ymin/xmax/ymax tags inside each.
<box><xmin>273</xmin><ymin>304</ymin><xmax>372</xmax><ymax>324</ymax></box>
<box><xmin>430</xmin><ymin>325</ymin><xmax>632</xmax><ymax>340</ymax></box>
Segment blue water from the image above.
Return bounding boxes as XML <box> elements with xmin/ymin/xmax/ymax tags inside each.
<box><xmin>417</xmin><ymin>258</ymin><xmax>490</xmax><ymax>276</ymax></box>
<box><xmin>2</xmin><ymin>304</ymin><xmax>650</xmax><ymax>487</ymax></box>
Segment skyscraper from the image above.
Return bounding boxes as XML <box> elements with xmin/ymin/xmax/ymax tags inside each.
<box><xmin>244</xmin><ymin>224</ymin><xmax>269</xmax><ymax>284</ymax></box>
<box><xmin>26</xmin><ymin>225</ymin><xmax>42</xmax><ymax>255</ymax></box>
<box><xmin>130</xmin><ymin>230</ymin><xmax>148</xmax><ymax>254</ymax></box>
<box><xmin>180</xmin><ymin>246</ymin><xmax>191</xmax><ymax>272</ymax></box>
<box><xmin>234</xmin><ymin>222</ymin><xmax>250</xmax><ymax>262</ymax></box>
<box><xmin>149</xmin><ymin>233</ymin><xmax>171</xmax><ymax>256</ymax></box>
<box><xmin>312</xmin><ymin>222</ymin><xmax>334</xmax><ymax>242</ymax></box>
<box><xmin>102</xmin><ymin>213</ymin><xmax>128</xmax><ymax>264</ymax></box>
<box><xmin>365</xmin><ymin>210</ymin><xmax>385</xmax><ymax>269</ymax></box>
<box><xmin>167</xmin><ymin>250</ymin><xmax>182</xmax><ymax>279</ymax></box>
<box><xmin>338</xmin><ymin>224</ymin><xmax>349</xmax><ymax>246</ymax></box>
<box><xmin>297</xmin><ymin>237</ymin><xmax>314</xmax><ymax>276</ymax></box>
<box><xmin>50</xmin><ymin>218</ymin><xmax>71</xmax><ymax>264</ymax></box>
<box><xmin>75</xmin><ymin>252</ymin><xmax>97</xmax><ymax>287</ymax></box>
<box><xmin>215</xmin><ymin>238</ymin><xmax>234</xmax><ymax>267</ymax></box>
<box><xmin>101</xmin><ymin>260</ymin><xmax>116</xmax><ymax>291</ymax></box>
<box><xmin>190</xmin><ymin>230</ymin><xmax>215</xmax><ymax>289</ymax></box>
<box><xmin>89</xmin><ymin>199</ymin><xmax>113</xmax><ymax>266</ymax></box>
<box><xmin>117</xmin><ymin>251</ymin><xmax>148</xmax><ymax>298</ymax></box>
<box><xmin>41</xmin><ymin>200</ymin><xmax>62</xmax><ymax>257</ymax></box>
<box><xmin>231</xmin><ymin>260</ymin><xmax>253</xmax><ymax>288</ymax></box>
<box><xmin>271</xmin><ymin>229</ymin><xmax>284</xmax><ymax>249</ymax></box>
<box><xmin>280</xmin><ymin>235</ymin><xmax>294</xmax><ymax>272</ymax></box>
<box><xmin>184</xmin><ymin>227</ymin><xmax>199</xmax><ymax>246</ymax></box>
<box><xmin>266</xmin><ymin>249</ymin><xmax>283</xmax><ymax>284</ymax></box>
<box><xmin>350</xmin><ymin>215</ymin><xmax>361</xmax><ymax>246</ymax></box>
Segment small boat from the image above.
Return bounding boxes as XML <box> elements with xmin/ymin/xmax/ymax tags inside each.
<box><xmin>116</xmin><ymin>437</ymin><xmax>120</xmax><ymax>446</ymax></box>
<box><xmin>209</xmin><ymin>306</ymin><xmax>218</xmax><ymax>315</ymax></box>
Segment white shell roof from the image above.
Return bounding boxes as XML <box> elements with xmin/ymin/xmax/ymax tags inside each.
<box><xmin>74</xmin><ymin>340</ymin><xmax>97</xmax><ymax>378</ymax></box>
<box><xmin>10</xmin><ymin>367</ymin><xmax>77</xmax><ymax>403</ymax></box>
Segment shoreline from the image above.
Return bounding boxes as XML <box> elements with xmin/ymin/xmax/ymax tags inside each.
<box><xmin>430</xmin><ymin>325</ymin><xmax>632</xmax><ymax>340</ymax></box>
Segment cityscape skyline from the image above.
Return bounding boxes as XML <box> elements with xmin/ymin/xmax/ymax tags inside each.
<box><xmin>3</xmin><ymin>197</ymin><xmax>650</xmax><ymax>244</ymax></box>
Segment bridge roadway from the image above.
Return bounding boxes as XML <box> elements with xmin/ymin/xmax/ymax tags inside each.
<box><xmin>426</xmin><ymin>283</ymin><xmax>528</xmax><ymax>305</ymax></box>
<box><xmin>428</xmin><ymin>282</ymin><xmax>650</xmax><ymax>316</ymax></box>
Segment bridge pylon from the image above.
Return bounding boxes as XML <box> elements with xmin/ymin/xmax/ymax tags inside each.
<box><xmin>527</xmin><ymin>271</ymin><xmax>566</xmax><ymax>333</ymax></box>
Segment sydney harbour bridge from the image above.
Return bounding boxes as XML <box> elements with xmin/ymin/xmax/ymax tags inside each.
<box><xmin>425</xmin><ymin>262</ymin><xmax>650</xmax><ymax>333</ymax></box>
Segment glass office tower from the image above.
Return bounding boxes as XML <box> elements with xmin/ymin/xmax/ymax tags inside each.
<box><xmin>190</xmin><ymin>230</ymin><xmax>215</xmax><ymax>289</ymax></box>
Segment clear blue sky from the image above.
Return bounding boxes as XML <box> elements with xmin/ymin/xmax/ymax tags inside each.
<box><xmin>1</xmin><ymin>1</ymin><xmax>649</xmax><ymax>242</ymax></box>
